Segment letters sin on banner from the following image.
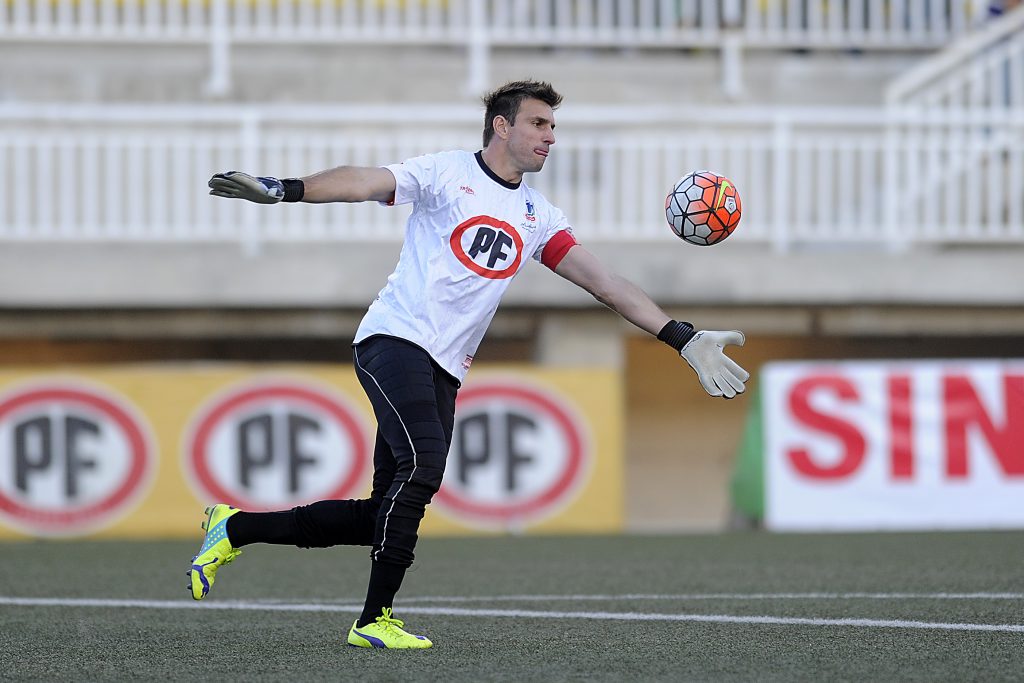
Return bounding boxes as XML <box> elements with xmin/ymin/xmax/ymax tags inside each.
<box><xmin>762</xmin><ymin>360</ymin><xmax>1024</xmax><ymax>531</ymax></box>
<box><xmin>0</xmin><ymin>366</ymin><xmax>622</xmax><ymax>539</ymax></box>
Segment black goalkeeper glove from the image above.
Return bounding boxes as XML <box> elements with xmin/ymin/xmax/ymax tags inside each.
<box><xmin>208</xmin><ymin>171</ymin><xmax>303</xmax><ymax>203</ymax></box>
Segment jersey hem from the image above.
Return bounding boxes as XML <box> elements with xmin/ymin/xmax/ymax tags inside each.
<box><xmin>352</xmin><ymin>333</ymin><xmax>462</xmax><ymax>387</ymax></box>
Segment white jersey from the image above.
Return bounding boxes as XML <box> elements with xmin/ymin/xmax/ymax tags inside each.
<box><xmin>354</xmin><ymin>150</ymin><xmax>578</xmax><ymax>383</ymax></box>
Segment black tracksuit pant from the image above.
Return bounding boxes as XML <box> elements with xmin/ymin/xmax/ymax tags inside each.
<box><xmin>229</xmin><ymin>334</ymin><xmax>458</xmax><ymax>575</ymax></box>
<box><xmin>349</xmin><ymin>334</ymin><xmax>459</xmax><ymax>566</ymax></box>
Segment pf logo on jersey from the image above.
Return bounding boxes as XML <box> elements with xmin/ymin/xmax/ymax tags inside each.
<box><xmin>184</xmin><ymin>379</ymin><xmax>370</xmax><ymax>511</ymax></box>
<box><xmin>0</xmin><ymin>382</ymin><xmax>155</xmax><ymax>536</ymax></box>
<box><xmin>450</xmin><ymin>215</ymin><xmax>525</xmax><ymax>279</ymax></box>
<box><xmin>433</xmin><ymin>379</ymin><xmax>590</xmax><ymax>528</ymax></box>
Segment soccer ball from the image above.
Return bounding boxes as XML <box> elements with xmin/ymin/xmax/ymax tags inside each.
<box><xmin>665</xmin><ymin>171</ymin><xmax>742</xmax><ymax>246</ymax></box>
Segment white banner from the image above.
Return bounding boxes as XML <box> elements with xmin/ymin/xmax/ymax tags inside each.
<box><xmin>763</xmin><ymin>360</ymin><xmax>1024</xmax><ymax>531</ymax></box>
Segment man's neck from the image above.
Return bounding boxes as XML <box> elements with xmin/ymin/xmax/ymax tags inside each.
<box><xmin>479</xmin><ymin>146</ymin><xmax>523</xmax><ymax>185</ymax></box>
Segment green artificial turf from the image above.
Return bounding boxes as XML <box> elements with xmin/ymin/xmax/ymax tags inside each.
<box><xmin>1</xmin><ymin>531</ymin><xmax>1021</xmax><ymax>682</ymax></box>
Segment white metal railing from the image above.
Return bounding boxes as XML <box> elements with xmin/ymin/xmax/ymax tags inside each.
<box><xmin>887</xmin><ymin>4</ymin><xmax>1024</xmax><ymax>108</ymax></box>
<box><xmin>2</xmin><ymin>104</ymin><xmax>1022</xmax><ymax>250</ymax></box>
<box><xmin>0</xmin><ymin>0</ymin><xmax>991</xmax><ymax>44</ymax></box>
<box><xmin>0</xmin><ymin>0</ymin><xmax>995</xmax><ymax>94</ymax></box>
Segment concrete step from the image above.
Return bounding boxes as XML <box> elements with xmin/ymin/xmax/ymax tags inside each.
<box><xmin>1</xmin><ymin>42</ymin><xmax>920</xmax><ymax>106</ymax></box>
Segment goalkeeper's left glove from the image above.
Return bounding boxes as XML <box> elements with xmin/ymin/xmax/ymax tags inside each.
<box><xmin>208</xmin><ymin>171</ymin><xmax>303</xmax><ymax>204</ymax></box>
<box><xmin>659</xmin><ymin>320</ymin><xmax>749</xmax><ymax>399</ymax></box>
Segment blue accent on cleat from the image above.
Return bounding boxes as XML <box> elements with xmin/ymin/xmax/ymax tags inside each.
<box><xmin>187</xmin><ymin>504</ymin><xmax>242</xmax><ymax>601</ymax></box>
<box><xmin>351</xmin><ymin>629</ymin><xmax>387</xmax><ymax>648</ymax></box>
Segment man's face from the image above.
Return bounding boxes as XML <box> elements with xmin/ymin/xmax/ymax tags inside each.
<box><xmin>505</xmin><ymin>98</ymin><xmax>556</xmax><ymax>174</ymax></box>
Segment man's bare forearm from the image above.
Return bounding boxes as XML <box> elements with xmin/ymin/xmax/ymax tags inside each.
<box><xmin>300</xmin><ymin>166</ymin><xmax>396</xmax><ymax>204</ymax></box>
<box><xmin>596</xmin><ymin>273</ymin><xmax>672</xmax><ymax>337</ymax></box>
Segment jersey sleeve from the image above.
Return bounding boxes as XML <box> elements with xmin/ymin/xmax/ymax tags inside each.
<box><xmin>532</xmin><ymin>205</ymin><xmax>579</xmax><ymax>270</ymax></box>
<box><xmin>381</xmin><ymin>152</ymin><xmax>441</xmax><ymax>207</ymax></box>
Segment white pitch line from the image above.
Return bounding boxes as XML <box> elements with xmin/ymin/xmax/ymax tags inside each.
<box><xmin>394</xmin><ymin>592</ymin><xmax>1024</xmax><ymax>603</ymax></box>
<box><xmin>1</xmin><ymin>597</ymin><xmax>1023</xmax><ymax>633</ymax></box>
<box><xmin>0</xmin><ymin>597</ymin><xmax>364</xmax><ymax>612</ymax></box>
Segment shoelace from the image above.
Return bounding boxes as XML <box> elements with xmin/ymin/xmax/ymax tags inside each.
<box><xmin>375</xmin><ymin>607</ymin><xmax>405</xmax><ymax>632</ymax></box>
<box><xmin>222</xmin><ymin>549</ymin><xmax>242</xmax><ymax>565</ymax></box>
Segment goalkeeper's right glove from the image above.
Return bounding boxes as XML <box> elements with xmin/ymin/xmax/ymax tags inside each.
<box><xmin>208</xmin><ymin>171</ymin><xmax>290</xmax><ymax>204</ymax></box>
<box><xmin>659</xmin><ymin>320</ymin><xmax>749</xmax><ymax>399</ymax></box>
<box><xmin>680</xmin><ymin>329</ymin><xmax>749</xmax><ymax>399</ymax></box>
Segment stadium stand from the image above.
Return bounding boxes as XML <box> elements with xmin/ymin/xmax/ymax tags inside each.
<box><xmin>1</xmin><ymin>0</ymin><xmax>1022</xmax><ymax>530</ymax></box>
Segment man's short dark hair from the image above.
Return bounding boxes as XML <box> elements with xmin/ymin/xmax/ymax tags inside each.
<box><xmin>481</xmin><ymin>80</ymin><xmax>563</xmax><ymax>147</ymax></box>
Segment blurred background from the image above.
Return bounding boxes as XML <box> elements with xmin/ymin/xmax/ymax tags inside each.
<box><xmin>0</xmin><ymin>0</ymin><xmax>1022</xmax><ymax>540</ymax></box>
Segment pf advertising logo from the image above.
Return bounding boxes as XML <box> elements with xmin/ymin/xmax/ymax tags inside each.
<box><xmin>434</xmin><ymin>379</ymin><xmax>590</xmax><ymax>528</ymax></box>
<box><xmin>185</xmin><ymin>379</ymin><xmax>370</xmax><ymax>511</ymax></box>
<box><xmin>450</xmin><ymin>215</ymin><xmax>524</xmax><ymax>279</ymax></box>
<box><xmin>0</xmin><ymin>382</ymin><xmax>155</xmax><ymax>536</ymax></box>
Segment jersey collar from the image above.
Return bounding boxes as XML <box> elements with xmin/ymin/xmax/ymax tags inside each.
<box><xmin>475</xmin><ymin>151</ymin><xmax>521</xmax><ymax>190</ymax></box>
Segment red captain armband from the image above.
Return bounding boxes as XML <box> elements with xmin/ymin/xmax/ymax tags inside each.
<box><xmin>540</xmin><ymin>229</ymin><xmax>578</xmax><ymax>270</ymax></box>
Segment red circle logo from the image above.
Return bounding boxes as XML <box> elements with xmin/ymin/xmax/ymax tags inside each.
<box><xmin>450</xmin><ymin>215</ymin><xmax>525</xmax><ymax>279</ymax></box>
<box><xmin>433</xmin><ymin>379</ymin><xmax>589</xmax><ymax>527</ymax></box>
<box><xmin>0</xmin><ymin>382</ymin><xmax>154</xmax><ymax>536</ymax></box>
<box><xmin>184</xmin><ymin>380</ymin><xmax>370</xmax><ymax>511</ymax></box>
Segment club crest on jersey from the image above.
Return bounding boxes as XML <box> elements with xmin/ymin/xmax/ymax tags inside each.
<box><xmin>450</xmin><ymin>216</ymin><xmax>524</xmax><ymax>280</ymax></box>
<box><xmin>519</xmin><ymin>199</ymin><xmax>538</xmax><ymax>231</ymax></box>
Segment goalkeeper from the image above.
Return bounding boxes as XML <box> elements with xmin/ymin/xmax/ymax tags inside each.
<box><xmin>192</xmin><ymin>79</ymin><xmax>748</xmax><ymax>650</ymax></box>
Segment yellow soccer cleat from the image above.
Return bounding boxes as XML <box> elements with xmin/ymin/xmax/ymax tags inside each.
<box><xmin>347</xmin><ymin>608</ymin><xmax>433</xmax><ymax>649</ymax></box>
<box><xmin>188</xmin><ymin>504</ymin><xmax>242</xmax><ymax>601</ymax></box>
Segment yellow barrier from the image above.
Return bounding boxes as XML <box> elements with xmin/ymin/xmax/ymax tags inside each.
<box><xmin>0</xmin><ymin>364</ymin><xmax>622</xmax><ymax>539</ymax></box>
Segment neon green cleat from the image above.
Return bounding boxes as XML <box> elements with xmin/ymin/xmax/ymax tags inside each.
<box><xmin>188</xmin><ymin>504</ymin><xmax>242</xmax><ymax>601</ymax></box>
<box><xmin>347</xmin><ymin>608</ymin><xmax>433</xmax><ymax>649</ymax></box>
